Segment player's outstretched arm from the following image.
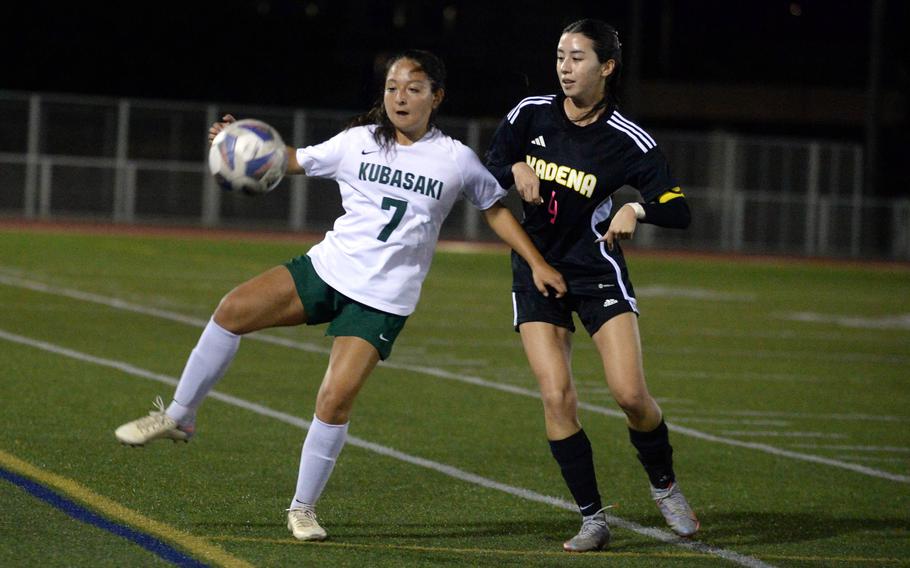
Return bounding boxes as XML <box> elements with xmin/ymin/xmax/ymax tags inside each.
<box><xmin>284</xmin><ymin>147</ymin><xmax>305</xmax><ymax>175</ymax></box>
<box><xmin>482</xmin><ymin>202</ymin><xmax>566</xmax><ymax>298</ymax></box>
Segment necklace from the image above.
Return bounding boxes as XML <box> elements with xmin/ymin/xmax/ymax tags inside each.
<box><xmin>564</xmin><ymin>98</ymin><xmax>604</xmax><ymax>125</ymax></box>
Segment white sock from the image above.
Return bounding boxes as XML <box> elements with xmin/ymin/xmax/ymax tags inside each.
<box><xmin>165</xmin><ymin>317</ymin><xmax>240</xmax><ymax>425</ymax></box>
<box><xmin>291</xmin><ymin>416</ymin><xmax>348</xmax><ymax>509</ymax></box>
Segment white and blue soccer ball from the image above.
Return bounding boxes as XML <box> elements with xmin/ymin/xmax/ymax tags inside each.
<box><xmin>208</xmin><ymin>119</ymin><xmax>288</xmax><ymax>195</ymax></box>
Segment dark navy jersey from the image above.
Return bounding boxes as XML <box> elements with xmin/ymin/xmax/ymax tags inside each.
<box><xmin>486</xmin><ymin>93</ymin><xmax>679</xmax><ymax>297</ymax></box>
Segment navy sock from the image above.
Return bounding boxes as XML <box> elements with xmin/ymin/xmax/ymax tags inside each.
<box><xmin>549</xmin><ymin>429</ymin><xmax>603</xmax><ymax>516</ymax></box>
<box><xmin>629</xmin><ymin>419</ymin><xmax>675</xmax><ymax>489</ymax></box>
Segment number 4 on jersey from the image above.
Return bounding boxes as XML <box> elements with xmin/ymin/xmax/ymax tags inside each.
<box><xmin>377</xmin><ymin>197</ymin><xmax>408</xmax><ymax>242</ymax></box>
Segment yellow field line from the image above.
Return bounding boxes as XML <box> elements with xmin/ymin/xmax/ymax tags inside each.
<box><xmin>208</xmin><ymin>535</ymin><xmax>908</xmax><ymax>565</ymax></box>
<box><xmin>208</xmin><ymin>535</ymin><xmax>713</xmax><ymax>559</ymax></box>
<box><xmin>0</xmin><ymin>449</ymin><xmax>253</xmax><ymax>568</ymax></box>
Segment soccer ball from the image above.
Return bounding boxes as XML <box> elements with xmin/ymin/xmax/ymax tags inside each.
<box><xmin>208</xmin><ymin>119</ymin><xmax>288</xmax><ymax>195</ymax></box>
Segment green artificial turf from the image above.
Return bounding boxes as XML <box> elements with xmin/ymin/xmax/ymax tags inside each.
<box><xmin>0</xmin><ymin>228</ymin><xmax>908</xmax><ymax>567</ymax></box>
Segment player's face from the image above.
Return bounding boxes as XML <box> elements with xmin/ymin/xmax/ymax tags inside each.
<box><xmin>556</xmin><ymin>33</ymin><xmax>615</xmax><ymax>102</ymax></box>
<box><xmin>384</xmin><ymin>58</ymin><xmax>443</xmax><ymax>143</ymax></box>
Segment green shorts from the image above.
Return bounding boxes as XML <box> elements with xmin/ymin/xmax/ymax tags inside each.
<box><xmin>284</xmin><ymin>254</ymin><xmax>407</xmax><ymax>360</ymax></box>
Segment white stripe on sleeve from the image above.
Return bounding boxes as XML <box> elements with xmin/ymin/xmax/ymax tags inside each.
<box><xmin>607</xmin><ymin>118</ymin><xmax>650</xmax><ymax>153</ymax></box>
<box><xmin>612</xmin><ymin>111</ymin><xmax>657</xmax><ymax>147</ymax></box>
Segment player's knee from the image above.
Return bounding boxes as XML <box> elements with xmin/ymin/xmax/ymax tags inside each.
<box><xmin>213</xmin><ymin>291</ymin><xmax>251</xmax><ymax>334</ymax></box>
<box><xmin>315</xmin><ymin>387</ymin><xmax>354</xmax><ymax>424</ymax></box>
<box><xmin>613</xmin><ymin>390</ymin><xmax>649</xmax><ymax>417</ymax></box>
<box><xmin>539</xmin><ymin>384</ymin><xmax>577</xmax><ymax>417</ymax></box>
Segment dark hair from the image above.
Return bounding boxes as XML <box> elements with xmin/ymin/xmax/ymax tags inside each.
<box><xmin>561</xmin><ymin>19</ymin><xmax>623</xmax><ymax>121</ymax></box>
<box><xmin>347</xmin><ymin>49</ymin><xmax>447</xmax><ymax>152</ymax></box>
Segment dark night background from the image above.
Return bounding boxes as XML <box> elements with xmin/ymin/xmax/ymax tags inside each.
<box><xmin>2</xmin><ymin>0</ymin><xmax>907</xmax><ymax>196</ymax></box>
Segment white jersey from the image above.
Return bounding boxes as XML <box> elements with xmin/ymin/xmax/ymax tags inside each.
<box><xmin>296</xmin><ymin>125</ymin><xmax>507</xmax><ymax>316</ymax></box>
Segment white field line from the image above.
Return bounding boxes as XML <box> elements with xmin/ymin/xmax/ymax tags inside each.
<box><xmin>673</xmin><ymin>419</ymin><xmax>792</xmax><ymax>427</ymax></box>
<box><xmin>690</xmin><ymin>328</ymin><xmax>866</xmax><ymax>341</ymax></box>
<box><xmin>652</xmin><ymin>398</ymin><xmax>698</xmax><ymax>405</ymax></box>
<box><xmin>837</xmin><ymin>456</ymin><xmax>909</xmax><ymax>463</ymax></box>
<box><xmin>635</xmin><ymin>285</ymin><xmax>756</xmax><ymax>302</ymax></box>
<box><xmin>483</xmin><ymin>342</ymin><xmax>910</xmax><ymax>365</ymax></box>
<box><xmin>0</xmin><ymin>328</ymin><xmax>773</xmax><ymax>568</ymax></box>
<box><xmin>783</xmin><ymin>311</ymin><xmax>910</xmax><ymax>331</ymax></box>
<box><xmin>647</xmin><ymin>345</ymin><xmax>909</xmax><ymax>365</ymax></box>
<box><xmin>2</xmin><ymin>272</ymin><xmax>909</xmax><ymax>485</ymax></box>
<box><xmin>660</xmin><ymin>370</ymin><xmax>822</xmax><ymax>383</ymax></box>
<box><xmin>717</xmin><ymin>431</ymin><xmax>848</xmax><ymax>439</ymax></box>
<box><xmin>381</xmin><ymin>325</ymin><xmax>902</xmax><ymax>352</ymax></box>
<box><xmin>790</xmin><ymin>444</ymin><xmax>910</xmax><ymax>453</ymax></box>
<box><xmin>6</xmin><ymin>270</ymin><xmax>907</xmax><ymax>370</ymax></box>
<box><xmin>671</xmin><ymin>409</ymin><xmax>907</xmax><ymax>423</ymax></box>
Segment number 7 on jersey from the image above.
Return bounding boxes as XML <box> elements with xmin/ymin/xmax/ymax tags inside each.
<box><xmin>377</xmin><ymin>197</ymin><xmax>408</xmax><ymax>242</ymax></box>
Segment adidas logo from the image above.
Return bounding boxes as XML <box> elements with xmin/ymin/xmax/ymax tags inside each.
<box><xmin>531</xmin><ymin>135</ymin><xmax>546</xmax><ymax>147</ymax></box>
<box><xmin>603</xmin><ymin>299</ymin><xmax>618</xmax><ymax>308</ymax></box>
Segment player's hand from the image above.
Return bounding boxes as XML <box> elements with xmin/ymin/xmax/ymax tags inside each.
<box><xmin>208</xmin><ymin>114</ymin><xmax>237</xmax><ymax>144</ymax></box>
<box><xmin>530</xmin><ymin>262</ymin><xmax>567</xmax><ymax>298</ymax></box>
<box><xmin>512</xmin><ymin>162</ymin><xmax>543</xmax><ymax>205</ymax></box>
<box><xmin>597</xmin><ymin>203</ymin><xmax>638</xmax><ymax>251</ymax></box>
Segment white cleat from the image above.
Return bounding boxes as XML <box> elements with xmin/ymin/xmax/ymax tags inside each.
<box><xmin>563</xmin><ymin>508</ymin><xmax>610</xmax><ymax>552</ymax></box>
<box><xmin>114</xmin><ymin>396</ymin><xmax>194</xmax><ymax>446</ymax></box>
<box><xmin>287</xmin><ymin>505</ymin><xmax>327</xmax><ymax>541</ymax></box>
<box><xmin>651</xmin><ymin>481</ymin><xmax>700</xmax><ymax>537</ymax></box>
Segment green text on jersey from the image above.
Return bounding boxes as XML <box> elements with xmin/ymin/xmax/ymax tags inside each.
<box><xmin>359</xmin><ymin>162</ymin><xmax>443</xmax><ymax>200</ymax></box>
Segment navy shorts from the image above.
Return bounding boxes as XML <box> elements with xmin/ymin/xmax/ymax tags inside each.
<box><xmin>511</xmin><ymin>290</ymin><xmax>638</xmax><ymax>336</ymax></box>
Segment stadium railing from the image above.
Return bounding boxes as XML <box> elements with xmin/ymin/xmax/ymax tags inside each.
<box><xmin>0</xmin><ymin>91</ymin><xmax>904</xmax><ymax>260</ymax></box>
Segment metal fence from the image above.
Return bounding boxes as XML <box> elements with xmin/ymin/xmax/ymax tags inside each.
<box><xmin>1</xmin><ymin>91</ymin><xmax>906</xmax><ymax>259</ymax></box>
